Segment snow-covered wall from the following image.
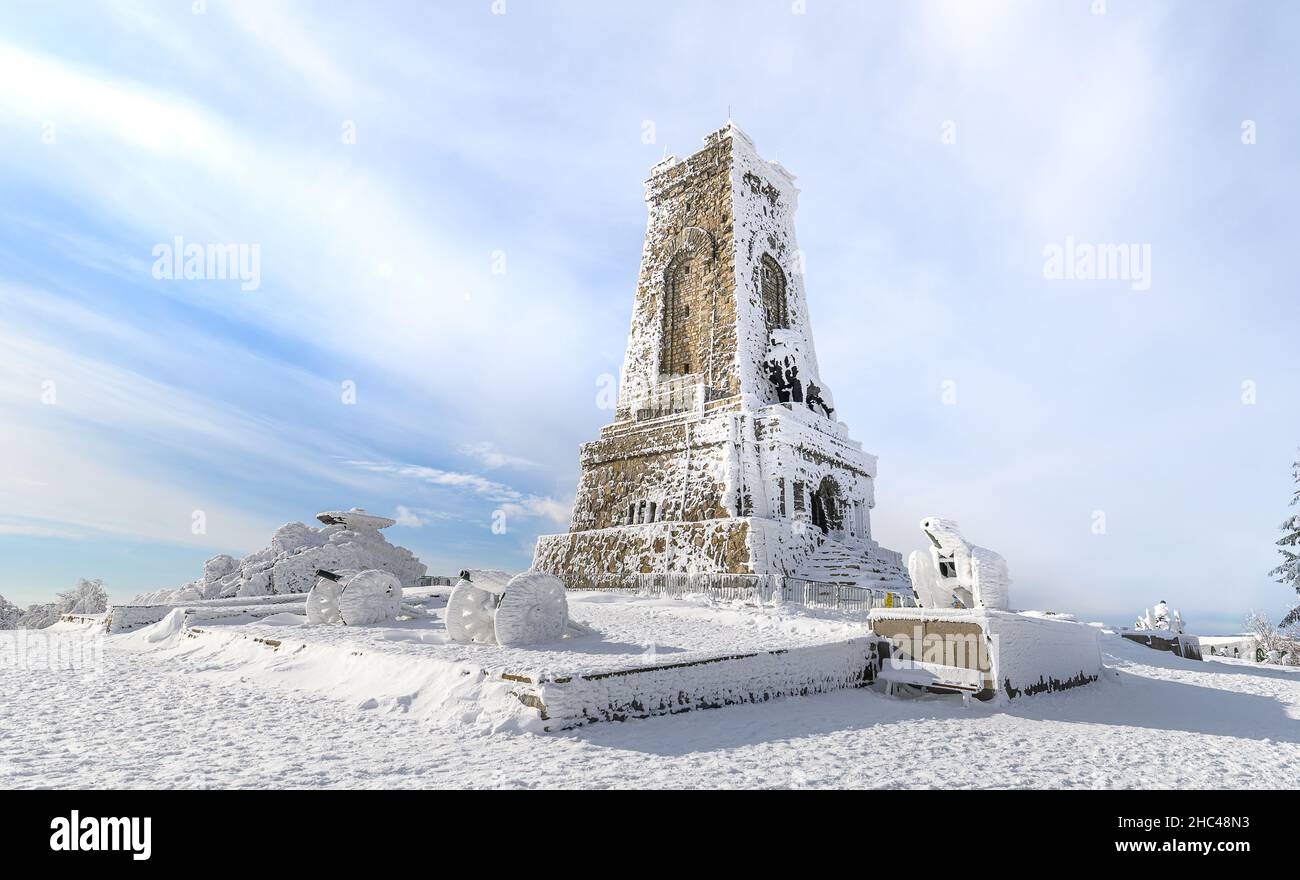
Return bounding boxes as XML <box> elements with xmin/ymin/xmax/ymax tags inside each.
<box><xmin>989</xmin><ymin>611</ymin><xmax>1104</xmax><ymax>698</ymax></box>
<box><xmin>105</xmin><ymin>593</ymin><xmax>309</xmax><ymax>633</ymax></box>
<box><xmin>530</xmin><ymin>635</ymin><xmax>881</xmax><ymax>730</ymax></box>
<box><xmin>726</xmin><ymin>124</ymin><xmax>827</xmax><ymax>406</ymax></box>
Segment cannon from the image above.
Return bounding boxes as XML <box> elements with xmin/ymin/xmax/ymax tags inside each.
<box><xmin>445</xmin><ymin>569</ymin><xmax>569</xmax><ymax>646</ymax></box>
<box><xmin>306</xmin><ymin>568</ymin><xmax>404</xmax><ymax>626</ymax></box>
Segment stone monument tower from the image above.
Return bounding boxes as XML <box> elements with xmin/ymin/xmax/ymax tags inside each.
<box><xmin>532</xmin><ymin>122</ymin><xmax>913</xmax><ymax>597</ymax></box>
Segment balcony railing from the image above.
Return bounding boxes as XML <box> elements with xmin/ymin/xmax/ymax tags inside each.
<box><xmin>624</xmin><ymin>375</ymin><xmax>729</xmax><ymax>422</ymax></box>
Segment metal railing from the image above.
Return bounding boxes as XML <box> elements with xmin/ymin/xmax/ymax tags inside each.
<box><xmin>625</xmin><ymin>376</ymin><xmax>729</xmax><ymax>422</ymax></box>
<box><xmin>780</xmin><ymin>577</ymin><xmax>915</xmax><ymax>612</ymax></box>
<box><xmin>565</xmin><ymin>571</ymin><xmax>915</xmax><ymax>613</ymax></box>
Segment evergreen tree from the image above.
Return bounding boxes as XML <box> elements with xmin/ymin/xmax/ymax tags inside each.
<box><xmin>1271</xmin><ymin>451</ymin><xmax>1300</xmax><ymax>620</ymax></box>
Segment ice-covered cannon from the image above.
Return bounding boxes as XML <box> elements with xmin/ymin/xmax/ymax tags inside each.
<box><xmin>907</xmin><ymin>517</ymin><xmax>1010</xmax><ymax>610</ymax></box>
<box><xmin>445</xmin><ymin>569</ymin><xmax>569</xmax><ymax>646</ymax></box>
<box><xmin>305</xmin><ymin>568</ymin><xmax>404</xmax><ymax>626</ymax></box>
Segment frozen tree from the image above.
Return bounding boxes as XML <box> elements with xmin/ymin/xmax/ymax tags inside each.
<box><xmin>1246</xmin><ymin>610</ymin><xmax>1300</xmax><ymax>666</ymax></box>
<box><xmin>57</xmin><ymin>578</ymin><xmax>109</xmax><ymax>615</ymax></box>
<box><xmin>11</xmin><ymin>578</ymin><xmax>110</xmax><ymax>629</ymax></box>
<box><xmin>1283</xmin><ymin>604</ymin><xmax>1300</xmax><ymax>629</ymax></box>
<box><xmin>0</xmin><ymin>594</ymin><xmax>21</xmax><ymax>630</ymax></box>
<box><xmin>17</xmin><ymin>602</ymin><xmax>60</xmax><ymax>629</ymax></box>
<box><xmin>1270</xmin><ymin>451</ymin><xmax>1300</xmax><ymax>626</ymax></box>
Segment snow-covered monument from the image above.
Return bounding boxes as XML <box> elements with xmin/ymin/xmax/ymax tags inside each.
<box><xmin>533</xmin><ymin>122</ymin><xmax>913</xmax><ymax>599</ymax></box>
<box><xmin>908</xmin><ymin>517</ymin><xmax>1010</xmax><ymax>610</ymax></box>
<box><xmin>1122</xmin><ymin>598</ymin><xmax>1203</xmax><ymax>660</ymax></box>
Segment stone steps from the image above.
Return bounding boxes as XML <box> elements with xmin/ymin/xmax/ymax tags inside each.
<box><xmin>795</xmin><ymin>536</ymin><xmax>912</xmax><ymax>590</ymax></box>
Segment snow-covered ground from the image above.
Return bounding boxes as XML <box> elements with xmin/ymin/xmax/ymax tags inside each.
<box><xmin>194</xmin><ymin>590</ymin><xmax>873</xmax><ymax>677</ymax></box>
<box><xmin>2</xmin><ymin>605</ymin><xmax>1298</xmax><ymax>788</ymax></box>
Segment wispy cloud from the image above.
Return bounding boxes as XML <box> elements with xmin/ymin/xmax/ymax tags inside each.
<box><xmin>393</xmin><ymin>505</ymin><xmax>459</xmax><ymax>528</ymax></box>
<box><xmin>345</xmin><ymin>460</ymin><xmax>570</xmax><ymax>526</ymax></box>
<box><xmin>460</xmin><ymin>442</ymin><xmax>538</xmax><ymax>470</ymax></box>
<box><xmin>0</xmin><ymin>522</ymin><xmax>82</xmax><ymax>540</ymax></box>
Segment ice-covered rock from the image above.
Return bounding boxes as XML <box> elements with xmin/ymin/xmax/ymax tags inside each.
<box><xmin>204</xmin><ymin>554</ymin><xmax>237</xmax><ymax>584</ymax></box>
<box><xmin>131</xmin><ymin>508</ymin><xmax>426</xmax><ymax>604</ymax></box>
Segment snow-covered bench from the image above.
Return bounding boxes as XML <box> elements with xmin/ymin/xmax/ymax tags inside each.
<box><xmin>877</xmin><ymin>658</ymin><xmax>985</xmax><ymax>698</ymax></box>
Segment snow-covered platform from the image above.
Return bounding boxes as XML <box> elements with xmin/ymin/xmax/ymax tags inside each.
<box><xmin>123</xmin><ymin>592</ymin><xmax>884</xmax><ymax>732</ymax></box>
<box><xmin>1119</xmin><ymin>629</ymin><xmax>1204</xmax><ymax>661</ymax></box>
<box><xmin>868</xmin><ymin>607</ymin><xmax>1104</xmax><ymax>701</ymax></box>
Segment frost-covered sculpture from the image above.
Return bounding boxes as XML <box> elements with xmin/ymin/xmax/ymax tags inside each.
<box><xmin>132</xmin><ymin>508</ymin><xmax>426</xmax><ymax>604</ymax></box>
<box><xmin>764</xmin><ymin>329</ymin><xmax>836</xmax><ymax>419</ymax></box>
<box><xmin>1134</xmin><ymin>600</ymin><xmax>1185</xmax><ymax>635</ymax></box>
<box><xmin>906</xmin><ymin>517</ymin><xmax>1010</xmax><ymax>610</ymax></box>
<box><xmin>444</xmin><ymin>569</ymin><xmax>570</xmax><ymax>646</ymax></box>
<box><xmin>305</xmin><ymin>568</ymin><xmax>404</xmax><ymax>626</ymax></box>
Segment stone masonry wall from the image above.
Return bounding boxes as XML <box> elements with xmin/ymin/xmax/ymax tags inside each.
<box><xmin>572</xmin><ymin>405</ymin><xmax>738</xmax><ymax>527</ymax></box>
<box><xmin>534</xmin><ymin>518</ymin><xmax>753</xmax><ymax>582</ymax></box>
<box><xmin>617</xmin><ymin>134</ymin><xmax>739</xmax><ymax>413</ymax></box>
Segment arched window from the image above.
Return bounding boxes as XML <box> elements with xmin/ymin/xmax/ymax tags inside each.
<box><xmin>759</xmin><ymin>254</ymin><xmax>788</xmax><ymax>332</ymax></box>
<box><xmin>661</xmin><ymin>255</ymin><xmax>694</xmax><ymax>376</ymax></box>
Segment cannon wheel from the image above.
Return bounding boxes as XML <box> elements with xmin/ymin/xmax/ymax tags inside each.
<box><xmin>338</xmin><ymin>570</ymin><xmax>403</xmax><ymax>626</ymax></box>
<box><xmin>305</xmin><ymin>569</ymin><xmax>358</xmax><ymax>625</ymax></box>
<box><xmin>494</xmin><ymin>573</ymin><xmax>568</xmax><ymax>646</ymax></box>
<box><xmin>445</xmin><ymin>581</ymin><xmax>498</xmax><ymax>643</ymax></box>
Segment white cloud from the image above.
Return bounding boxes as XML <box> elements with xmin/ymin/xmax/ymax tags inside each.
<box><xmin>0</xmin><ymin>522</ymin><xmax>82</xmax><ymax>540</ymax></box>
<box><xmin>345</xmin><ymin>460</ymin><xmax>570</xmax><ymax>526</ymax></box>
<box><xmin>0</xmin><ymin>42</ymin><xmax>243</xmax><ymax>169</ymax></box>
<box><xmin>0</xmin><ymin>34</ymin><xmax>612</xmax><ymax>458</ymax></box>
<box><xmin>0</xmin><ymin>421</ymin><xmax>274</xmax><ymax>552</ymax></box>
<box><xmin>224</xmin><ymin>2</ymin><xmax>366</xmax><ymax>106</ymax></box>
<box><xmin>460</xmin><ymin>442</ymin><xmax>538</xmax><ymax>470</ymax></box>
<box><xmin>393</xmin><ymin>505</ymin><xmax>424</xmax><ymax>527</ymax></box>
<box><xmin>393</xmin><ymin>505</ymin><xmax>459</xmax><ymax>528</ymax></box>
<box><xmin>500</xmin><ymin>497</ymin><xmax>573</xmax><ymax>526</ymax></box>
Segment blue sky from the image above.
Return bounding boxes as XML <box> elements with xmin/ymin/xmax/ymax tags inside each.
<box><xmin>1</xmin><ymin>0</ymin><xmax>1297</xmax><ymax>633</ymax></box>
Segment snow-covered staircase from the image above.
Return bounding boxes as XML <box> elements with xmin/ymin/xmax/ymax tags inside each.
<box><xmin>794</xmin><ymin>535</ymin><xmax>913</xmax><ymax>594</ymax></box>
<box><xmin>797</xmin><ymin>538</ymin><xmax>870</xmax><ymax>584</ymax></box>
